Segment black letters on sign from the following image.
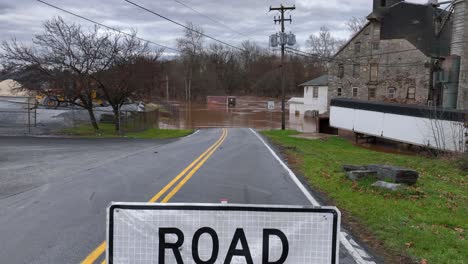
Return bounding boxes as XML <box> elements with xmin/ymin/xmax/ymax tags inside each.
<box><xmin>159</xmin><ymin>228</ymin><xmax>184</xmax><ymax>264</ymax></box>
<box><xmin>192</xmin><ymin>227</ymin><xmax>219</xmax><ymax>264</ymax></box>
<box><xmin>224</xmin><ymin>228</ymin><xmax>253</xmax><ymax>264</ymax></box>
<box><xmin>262</xmin><ymin>229</ymin><xmax>289</xmax><ymax>264</ymax></box>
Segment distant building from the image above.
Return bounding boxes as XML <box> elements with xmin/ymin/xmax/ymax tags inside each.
<box><xmin>328</xmin><ymin>0</ymin><xmax>468</xmax><ymax>110</ymax></box>
<box><xmin>288</xmin><ymin>75</ymin><xmax>329</xmax><ymax>116</ymax></box>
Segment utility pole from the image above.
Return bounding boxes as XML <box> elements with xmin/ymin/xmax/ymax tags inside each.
<box><xmin>270</xmin><ymin>4</ymin><xmax>295</xmax><ymax>130</ymax></box>
<box><xmin>166</xmin><ymin>74</ymin><xmax>169</xmax><ymax>102</ymax></box>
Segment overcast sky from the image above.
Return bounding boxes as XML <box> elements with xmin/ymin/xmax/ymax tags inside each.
<box><xmin>0</xmin><ymin>0</ymin><xmax>429</xmax><ymax>53</ymax></box>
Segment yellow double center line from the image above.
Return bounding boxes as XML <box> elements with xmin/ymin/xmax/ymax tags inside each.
<box><xmin>81</xmin><ymin>128</ymin><xmax>228</xmax><ymax>264</ymax></box>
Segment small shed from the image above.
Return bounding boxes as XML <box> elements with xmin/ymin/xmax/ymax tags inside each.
<box><xmin>288</xmin><ymin>75</ymin><xmax>329</xmax><ymax>115</ymax></box>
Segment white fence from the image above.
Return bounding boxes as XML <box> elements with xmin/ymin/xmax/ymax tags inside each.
<box><xmin>330</xmin><ymin>99</ymin><xmax>467</xmax><ymax>152</ymax></box>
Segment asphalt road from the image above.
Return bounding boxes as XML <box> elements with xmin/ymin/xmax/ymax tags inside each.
<box><xmin>0</xmin><ymin>128</ymin><xmax>372</xmax><ymax>263</ymax></box>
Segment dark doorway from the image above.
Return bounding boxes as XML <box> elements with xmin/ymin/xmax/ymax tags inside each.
<box><xmin>318</xmin><ymin>117</ymin><xmax>338</xmax><ymax>134</ymax></box>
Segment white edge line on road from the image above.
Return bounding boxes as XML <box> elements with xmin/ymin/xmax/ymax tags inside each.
<box><xmin>249</xmin><ymin>128</ymin><xmax>375</xmax><ymax>264</ymax></box>
<box><xmin>248</xmin><ymin>128</ymin><xmax>320</xmax><ymax>206</ymax></box>
<box><xmin>185</xmin><ymin>129</ymin><xmax>200</xmax><ymax>138</ymax></box>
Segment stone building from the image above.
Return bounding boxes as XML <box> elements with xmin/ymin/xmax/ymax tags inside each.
<box><xmin>328</xmin><ymin>0</ymin><xmax>468</xmax><ymax>110</ymax></box>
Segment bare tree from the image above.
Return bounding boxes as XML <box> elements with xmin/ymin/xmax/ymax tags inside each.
<box><xmin>93</xmin><ymin>32</ymin><xmax>163</xmax><ymax>131</ymax></box>
<box><xmin>1</xmin><ymin>17</ymin><xmax>116</xmax><ymax>130</ymax></box>
<box><xmin>207</xmin><ymin>44</ymin><xmax>241</xmax><ymax>95</ymax></box>
<box><xmin>306</xmin><ymin>26</ymin><xmax>345</xmax><ymax>60</ymax></box>
<box><xmin>176</xmin><ymin>23</ymin><xmax>204</xmax><ymax>101</ymax></box>
<box><xmin>346</xmin><ymin>17</ymin><xmax>368</xmax><ymax>34</ymax></box>
<box><xmin>425</xmin><ymin>107</ymin><xmax>467</xmax><ymax>154</ymax></box>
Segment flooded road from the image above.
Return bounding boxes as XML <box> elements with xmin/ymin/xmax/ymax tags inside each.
<box><xmin>160</xmin><ymin>96</ymin><xmax>317</xmax><ymax>132</ymax></box>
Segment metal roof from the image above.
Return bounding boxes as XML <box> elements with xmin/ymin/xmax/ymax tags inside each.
<box><xmin>299</xmin><ymin>75</ymin><xmax>329</xmax><ymax>87</ymax></box>
<box><xmin>330</xmin><ymin>98</ymin><xmax>467</xmax><ymax>122</ymax></box>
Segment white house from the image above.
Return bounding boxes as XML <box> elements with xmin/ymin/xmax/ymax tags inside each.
<box><xmin>288</xmin><ymin>75</ymin><xmax>329</xmax><ymax>116</ymax></box>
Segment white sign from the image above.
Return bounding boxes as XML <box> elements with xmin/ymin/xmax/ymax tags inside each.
<box><xmin>267</xmin><ymin>101</ymin><xmax>275</xmax><ymax>110</ymax></box>
<box><xmin>107</xmin><ymin>203</ymin><xmax>340</xmax><ymax>264</ymax></box>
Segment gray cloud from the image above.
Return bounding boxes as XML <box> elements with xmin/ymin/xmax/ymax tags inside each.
<box><xmin>0</xmin><ymin>0</ymin><xmax>430</xmax><ymax>51</ymax></box>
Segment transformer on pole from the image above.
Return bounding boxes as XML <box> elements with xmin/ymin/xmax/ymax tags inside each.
<box><xmin>269</xmin><ymin>4</ymin><xmax>296</xmax><ymax>130</ymax></box>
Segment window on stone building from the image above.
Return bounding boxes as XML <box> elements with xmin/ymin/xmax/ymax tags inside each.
<box><xmin>355</xmin><ymin>42</ymin><xmax>361</xmax><ymax>53</ymax></box>
<box><xmin>370</xmin><ymin>64</ymin><xmax>378</xmax><ymax>82</ymax></box>
<box><xmin>372</xmin><ymin>42</ymin><xmax>379</xmax><ymax>50</ymax></box>
<box><xmin>381</xmin><ymin>0</ymin><xmax>387</xmax><ymax>7</ymax></box>
<box><xmin>407</xmin><ymin>87</ymin><xmax>416</xmax><ymax>99</ymax></box>
<box><xmin>338</xmin><ymin>64</ymin><xmax>344</xmax><ymax>78</ymax></box>
<box><xmin>368</xmin><ymin>87</ymin><xmax>376</xmax><ymax>98</ymax></box>
<box><xmin>313</xmin><ymin>86</ymin><xmax>319</xmax><ymax>98</ymax></box>
<box><xmin>337</xmin><ymin>87</ymin><xmax>342</xmax><ymax>96</ymax></box>
<box><xmin>353</xmin><ymin>64</ymin><xmax>360</xmax><ymax>78</ymax></box>
<box><xmin>352</xmin><ymin>87</ymin><xmax>359</xmax><ymax>97</ymax></box>
<box><xmin>388</xmin><ymin>87</ymin><xmax>396</xmax><ymax>99</ymax></box>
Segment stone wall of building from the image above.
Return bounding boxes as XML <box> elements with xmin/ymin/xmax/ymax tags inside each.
<box><xmin>327</xmin><ymin>22</ymin><xmax>432</xmax><ymax>110</ymax></box>
<box><xmin>453</xmin><ymin>0</ymin><xmax>468</xmax><ymax>110</ymax></box>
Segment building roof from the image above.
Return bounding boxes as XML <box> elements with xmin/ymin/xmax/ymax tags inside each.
<box><xmin>288</xmin><ymin>97</ymin><xmax>304</xmax><ymax>104</ymax></box>
<box><xmin>334</xmin><ymin>1</ymin><xmax>451</xmax><ymax>58</ymax></box>
<box><xmin>378</xmin><ymin>2</ymin><xmax>451</xmax><ymax>57</ymax></box>
<box><xmin>299</xmin><ymin>75</ymin><xmax>329</xmax><ymax>87</ymax></box>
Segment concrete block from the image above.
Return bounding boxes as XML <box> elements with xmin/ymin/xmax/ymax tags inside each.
<box><xmin>366</xmin><ymin>164</ymin><xmax>419</xmax><ymax>185</ymax></box>
<box><xmin>346</xmin><ymin>170</ymin><xmax>378</xmax><ymax>181</ymax></box>
<box><xmin>372</xmin><ymin>181</ymin><xmax>404</xmax><ymax>191</ymax></box>
<box><xmin>342</xmin><ymin>164</ymin><xmax>366</xmax><ymax>172</ymax></box>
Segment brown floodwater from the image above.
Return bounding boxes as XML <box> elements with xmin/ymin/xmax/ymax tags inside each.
<box><xmin>160</xmin><ymin>96</ymin><xmax>317</xmax><ymax>132</ymax></box>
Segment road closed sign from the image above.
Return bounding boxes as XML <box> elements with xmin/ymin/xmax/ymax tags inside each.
<box><xmin>107</xmin><ymin>203</ymin><xmax>340</xmax><ymax>264</ymax></box>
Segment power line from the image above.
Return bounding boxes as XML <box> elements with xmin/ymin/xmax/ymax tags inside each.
<box><xmin>36</xmin><ymin>0</ymin><xmax>179</xmax><ymax>52</ymax></box>
<box><xmin>170</xmin><ymin>0</ymin><xmax>247</xmax><ymax>38</ymax></box>
<box><xmin>123</xmin><ymin>0</ymin><xmax>243</xmax><ymax>51</ymax></box>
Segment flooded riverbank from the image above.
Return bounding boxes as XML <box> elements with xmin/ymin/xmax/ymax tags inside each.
<box><xmin>160</xmin><ymin>96</ymin><xmax>317</xmax><ymax>132</ymax></box>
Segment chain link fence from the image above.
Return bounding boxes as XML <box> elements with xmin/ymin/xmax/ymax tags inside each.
<box><xmin>0</xmin><ymin>96</ymin><xmax>159</xmax><ymax>135</ymax></box>
<box><xmin>77</xmin><ymin>108</ymin><xmax>160</xmax><ymax>133</ymax></box>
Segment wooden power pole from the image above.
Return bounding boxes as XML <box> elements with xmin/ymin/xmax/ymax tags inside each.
<box><xmin>270</xmin><ymin>4</ymin><xmax>295</xmax><ymax>130</ymax></box>
<box><xmin>166</xmin><ymin>74</ymin><xmax>169</xmax><ymax>102</ymax></box>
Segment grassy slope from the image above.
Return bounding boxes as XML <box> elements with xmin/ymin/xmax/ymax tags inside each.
<box><xmin>262</xmin><ymin>130</ymin><xmax>467</xmax><ymax>263</ymax></box>
<box><xmin>62</xmin><ymin>123</ymin><xmax>193</xmax><ymax>139</ymax></box>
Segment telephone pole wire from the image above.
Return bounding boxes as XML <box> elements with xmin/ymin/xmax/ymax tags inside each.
<box><xmin>270</xmin><ymin>4</ymin><xmax>295</xmax><ymax>130</ymax></box>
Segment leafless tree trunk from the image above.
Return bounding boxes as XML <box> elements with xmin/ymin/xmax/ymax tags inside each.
<box><xmin>426</xmin><ymin>107</ymin><xmax>467</xmax><ymax>154</ymax></box>
<box><xmin>176</xmin><ymin>23</ymin><xmax>204</xmax><ymax>102</ymax></box>
<box><xmin>92</xmin><ymin>31</ymin><xmax>163</xmax><ymax>131</ymax></box>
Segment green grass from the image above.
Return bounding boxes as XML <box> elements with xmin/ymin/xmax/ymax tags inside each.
<box><xmin>126</xmin><ymin>128</ymin><xmax>193</xmax><ymax>139</ymax></box>
<box><xmin>262</xmin><ymin>130</ymin><xmax>467</xmax><ymax>263</ymax></box>
<box><xmin>62</xmin><ymin>123</ymin><xmax>193</xmax><ymax>139</ymax></box>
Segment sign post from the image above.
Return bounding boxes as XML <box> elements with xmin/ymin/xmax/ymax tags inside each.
<box><xmin>107</xmin><ymin>203</ymin><xmax>340</xmax><ymax>264</ymax></box>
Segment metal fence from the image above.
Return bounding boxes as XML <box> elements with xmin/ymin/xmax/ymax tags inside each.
<box><xmin>0</xmin><ymin>97</ymin><xmax>159</xmax><ymax>135</ymax></box>
<box><xmin>81</xmin><ymin>108</ymin><xmax>160</xmax><ymax>133</ymax></box>
<box><xmin>0</xmin><ymin>97</ymin><xmax>37</xmax><ymax>134</ymax></box>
